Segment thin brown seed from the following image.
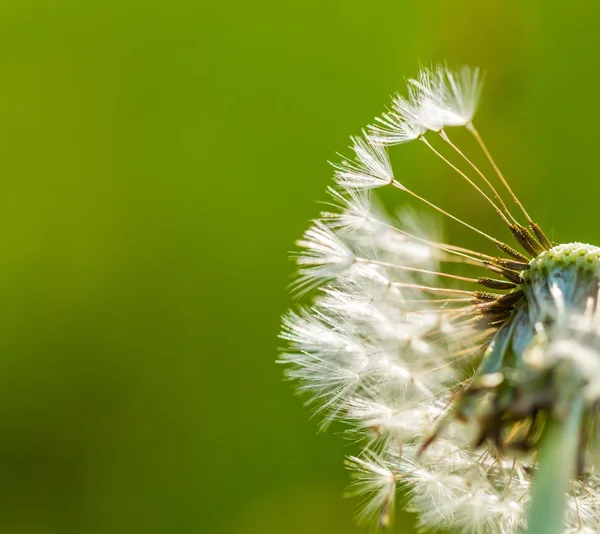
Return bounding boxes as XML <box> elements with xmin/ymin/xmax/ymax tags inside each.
<box><xmin>494</xmin><ymin>290</ymin><xmax>524</xmax><ymax>308</ymax></box>
<box><xmin>529</xmin><ymin>222</ymin><xmax>553</xmax><ymax>250</ymax></box>
<box><xmin>478</xmin><ymin>278</ymin><xmax>517</xmax><ymax>291</ymax></box>
<box><xmin>482</xmin><ymin>262</ymin><xmax>525</xmax><ymax>284</ymax></box>
<box><xmin>483</xmin><ymin>304</ymin><xmax>516</xmax><ymax>315</ymax></box>
<box><xmin>495</xmin><ymin>258</ymin><xmax>531</xmax><ymax>271</ymax></box>
<box><xmin>481</xmin><ymin>298</ymin><xmax>522</xmax><ymax>313</ymax></box>
<box><xmin>474</xmin><ymin>291</ymin><xmax>502</xmax><ymax>301</ymax></box>
<box><xmin>496</xmin><ymin>241</ymin><xmax>531</xmax><ymax>262</ymax></box>
<box><xmin>441</xmin><ymin>296</ymin><xmax>518</xmax><ymax>321</ymax></box>
<box><xmin>481</xmin><ymin>294</ymin><xmax>524</xmax><ymax>313</ymax></box>
<box><xmin>509</xmin><ymin>224</ymin><xmax>544</xmax><ymax>256</ymax></box>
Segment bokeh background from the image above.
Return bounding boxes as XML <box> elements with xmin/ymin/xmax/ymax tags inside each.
<box><xmin>0</xmin><ymin>1</ymin><xmax>597</xmax><ymax>533</ymax></box>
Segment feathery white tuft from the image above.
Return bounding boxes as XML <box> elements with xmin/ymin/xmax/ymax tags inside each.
<box><xmin>369</xmin><ymin>65</ymin><xmax>482</xmax><ymax>146</ymax></box>
<box><xmin>410</xmin><ymin>65</ymin><xmax>482</xmax><ymax>129</ymax></box>
<box><xmin>332</xmin><ymin>133</ymin><xmax>395</xmax><ymax>189</ymax></box>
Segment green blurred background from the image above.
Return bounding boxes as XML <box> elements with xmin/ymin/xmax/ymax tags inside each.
<box><xmin>0</xmin><ymin>1</ymin><xmax>597</xmax><ymax>533</ymax></box>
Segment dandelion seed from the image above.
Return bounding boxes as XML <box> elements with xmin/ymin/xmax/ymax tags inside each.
<box><xmin>368</xmin><ymin>99</ymin><xmax>427</xmax><ymax>145</ymax></box>
<box><xmin>332</xmin><ymin>133</ymin><xmax>395</xmax><ymax>189</ymax></box>
<box><xmin>409</xmin><ymin>64</ymin><xmax>483</xmax><ymax>129</ymax></box>
<box><xmin>280</xmin><ymin>64</ymin><xmax>600</xmax><ymax>533</ymax></box>
<box><xmin>368</xmin><ymin>65</ymin><xmax>482</xmax><ymax>146</ymax></box>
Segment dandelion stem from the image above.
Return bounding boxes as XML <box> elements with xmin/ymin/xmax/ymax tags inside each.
<box><xmin>525</xmin><ymin>394</ymin><xmax>584</xmax><ymax>534</ymax></box>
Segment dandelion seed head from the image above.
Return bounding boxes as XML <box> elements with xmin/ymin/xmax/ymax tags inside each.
<box><xmin>280</xmin><ymin>64</ymin><xmax>600</xmax><ymax>533</ymax></box>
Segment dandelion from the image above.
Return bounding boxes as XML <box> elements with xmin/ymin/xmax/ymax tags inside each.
<box><xmin>279</xmin><ymin>64</ymin><xmax>600</xmax><ymax>534</ymax></box>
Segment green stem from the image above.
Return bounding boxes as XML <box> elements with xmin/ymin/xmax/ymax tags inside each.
<box><xmin>525</xmin><ymin>395</ymin><xmax>584</xmax><ymax>534</ymax></box>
